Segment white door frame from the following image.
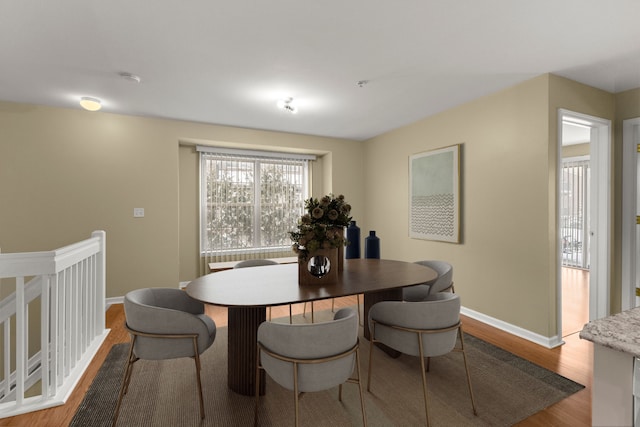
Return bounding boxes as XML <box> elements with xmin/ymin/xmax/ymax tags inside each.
<box><xmin>622</xmin><ymin>118</ymin><xmax>640</xmax><ymax>310</ymax></box>
<box><xmin>557</xmin><ymin>109</ymin><xmax>612</xmax><ymax>338</ymax></box>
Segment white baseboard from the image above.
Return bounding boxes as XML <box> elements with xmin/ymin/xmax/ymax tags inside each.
<box><xmin>461</xmin><ymin>306</ymin><xmax>564</xmax><ymax>349</ymax></box>
<box><xmin>105</xmin><ymin>296</ymin><xmax>123</xmax><ymax>309</ymax></box>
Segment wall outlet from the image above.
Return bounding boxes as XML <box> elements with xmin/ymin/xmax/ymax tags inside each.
<box><xmin>133</xmin><ymin>208</ymin><xmax>145</xmax><ymax>218</ymax></box>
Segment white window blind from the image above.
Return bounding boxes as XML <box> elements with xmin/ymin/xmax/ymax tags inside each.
<box><xmin>561</xmin><ymin>156</ymin><xmax>591</xmax><ymax>269</ymax></box>
<box><xmin>198</xmin><ymin>146</ymin><xmax>313</xmax><ymax>264</ymax></box>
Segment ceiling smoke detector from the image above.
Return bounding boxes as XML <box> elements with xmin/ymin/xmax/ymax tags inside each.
<box><xmin>119</xmin><ymin>72</ymin><xmax>141</xmax><ymax>83</ymax></box>
<box><xmin>277</xmin><ymin>97</ymin><xmax>297</xmax><ymax>114</ymax></box>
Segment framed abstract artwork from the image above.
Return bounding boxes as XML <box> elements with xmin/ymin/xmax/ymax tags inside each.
<box><xmin>409</xmin><ymin>144</ymin><xmax>460</xmax><ymax>243</ymax></box>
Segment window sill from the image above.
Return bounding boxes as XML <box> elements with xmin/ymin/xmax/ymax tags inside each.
<box><xmin>208</xmin><ymin>256</ymin><xmax>298</xmax><ymax>273</ymax></box>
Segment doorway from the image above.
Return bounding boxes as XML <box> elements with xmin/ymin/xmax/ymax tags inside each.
<box><xmin>558</xmin><ymin>110</ymin><xmax>612</xmax><ymax>339</ymax></box>
<box><xmin>622</xmin><ymin>118</ymin><xmax>640</xmax><ymax>310</ymax></box>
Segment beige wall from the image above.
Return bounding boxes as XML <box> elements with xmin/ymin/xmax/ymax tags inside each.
<box><xmin>363</xmin><ymin>74</ymin><xmax>619</xmax><ymax>338</ymax></box>
<box><xmin>0</xmin><ymin>101</ymin><xmax>364</xmax><ymax>298</ymax></box>
<box><xmin>615</xmin><ymin>87</ymin><xmax>640</xmax><ymax>120</ymax></box>
<box><xmin>562</xmin><ymin>143</ymin><xmax>589</xmax><ymax>158</ymax></box>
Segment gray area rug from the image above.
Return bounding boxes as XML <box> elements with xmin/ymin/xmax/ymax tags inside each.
<box><xmin>71</xmin><ymin>311</ymin><xmax>584</xmax><ymax>426</ymax></box>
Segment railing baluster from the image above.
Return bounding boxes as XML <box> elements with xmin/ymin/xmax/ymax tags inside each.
<box><xmin>81</xmin><ymin>259</ymin><xmax>86</xmax><ymax>352</ymax></box>
<box><xmin>4</xmin><ymin>319</ymin><xmax>11</xmax><ymax>399</ymax></box>
<box><xmin>71</xmin><ymin>264</ymin><xmax>77</xmax><ymax>366</ymax></box>
<box><xmin>50</xmin><ymin>272</ymin><xmax>59</xmax><ymax>397</ymax></box>
<box><xmin>57</xmin><ymin>270</ymin><xmax>64</xmax><ymax>387</ymax></box>
<box><xmin>40</xmin><ymin>275</ymin><xmax>50</xmax><ymax>400</ymax></box>
<box><xmin>15</xmin><ymin>277</ymin><xmax>25</xmax><ymax>406</ymax></box>
<box><xmin>64</xmin><ymin>266</ymin><xmax>71</xmax><ymax>376</ymax></box>
<box><xmin>87</xmin><ymin>256</ymin><xmax>94</xmax><ymax>341</ymax></box>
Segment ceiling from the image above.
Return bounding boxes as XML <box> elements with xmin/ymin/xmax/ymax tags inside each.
<box><xmin>1</xmin><ymin>1</ymin><xmax>639</xmax><ymax>141</ymax></box>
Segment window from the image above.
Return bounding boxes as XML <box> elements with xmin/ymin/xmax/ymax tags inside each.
<box><xmin>560</xmin><ymin>156</ymin><xmax>590</xmax><ymax>269</ymax></box>
<box><xmin>198</xmin><ymin>146</ymin><xmax>313</xmax><ymax>256</ymax></box>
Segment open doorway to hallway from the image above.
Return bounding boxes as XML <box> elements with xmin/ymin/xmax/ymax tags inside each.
<box><xmin>559</xmin><ymin>109</ymin><xmax>611</xmax><ymax>338</ymax></box>
<box><xmin>561</xmin><ymin>117</ymin><xmax>591</xmax><ymax>337</ymax></box>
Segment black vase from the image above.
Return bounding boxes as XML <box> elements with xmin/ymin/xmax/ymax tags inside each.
<box><xmin>345</xmin><ymin>221</ymin><xmax>361</xmax><ymax>259</ymax></box>
<box><xmin>365</xmin><ymin>230</ymin><xmax>380</xmax><ymax>259</ymax></box>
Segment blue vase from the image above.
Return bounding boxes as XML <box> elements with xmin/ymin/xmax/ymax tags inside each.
<box><xmin>365</xmin><ymin>230</ymin><xmax>380</xmax><ymax>259</ymax></box>
<box><xmin>345</xmin><ymin>221</ymin><xmax>361</xmax><ymax>259</ymax></box>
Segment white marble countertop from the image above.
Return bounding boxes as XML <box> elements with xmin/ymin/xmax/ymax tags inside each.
<box><xmin>580</xmin><ymin>307</ymin><xmax>640</xmax><ymax>357</ymax></box>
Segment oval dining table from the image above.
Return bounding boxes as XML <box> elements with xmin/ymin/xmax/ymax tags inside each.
<box><xmin>186</xmin><ymin>258</ymin><xmax>437</xmax><ymax>395</ymax></box>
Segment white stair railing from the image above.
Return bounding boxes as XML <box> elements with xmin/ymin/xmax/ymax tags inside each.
<box><xmin>0</xmin><ymin>231</ymin><xmax>109</xmax><ymax>418</ymax></box>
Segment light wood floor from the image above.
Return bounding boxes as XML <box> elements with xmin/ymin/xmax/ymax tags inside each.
<box><xmin>0</xmin><ymin>293</ymin><xmax>592</xmax><ymax>427</ymax></box>
<box><xmin>562</xmin><ymin>267</ymin><xmax>589</xmax><ymax>337</ymax></box>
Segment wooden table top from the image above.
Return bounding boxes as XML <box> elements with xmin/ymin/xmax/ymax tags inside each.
<box><xmin>186</xmin><ymin>258</ymin><xmax>437</xmax><ymax>307</ymax></box>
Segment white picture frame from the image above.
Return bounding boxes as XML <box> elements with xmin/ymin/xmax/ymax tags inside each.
<box><xmin>409</xmin><ymin>144</ymin><xmax>460</xmax><ymax>243</ymax></box>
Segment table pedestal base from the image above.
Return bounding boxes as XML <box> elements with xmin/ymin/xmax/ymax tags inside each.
<box><xmin>228</xmin><ymin>306</ymin><xmax>266</xmax><ymax>395</ymax></box>
<box><xmin>364</xmin><ymin>289</ymin><xmax>402</xmax><ymax>358</ymax></box>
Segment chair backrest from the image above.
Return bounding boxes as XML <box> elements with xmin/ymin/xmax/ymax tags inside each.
<box><xmin>234</xmin><ymin>259</ymin><xmax>279</xmax><ymax>268</ymax></box>
<box><xmin>258</xmin><ymin>308</ymin><xmax>358</xmax><ymax>393</ymax></box>
<box><xmin>369</xmin><ymin>293</ymin><xmax>460</xmax><ymax>358</ymax></box>
<box><xmin>414</xmin><ymin>260</ymin><xmax>453</xmax><ymax>294</ymax></box>
<box><xmin>124</xmin><ymin>288</ymin><xmax>215</xmax><ymax>360</ymax></box>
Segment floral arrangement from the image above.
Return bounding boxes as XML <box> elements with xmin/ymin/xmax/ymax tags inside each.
<box><xmin>290</xmin><ymin>194</ymin><xmax>352</xmax><ymax>260</ymax></box>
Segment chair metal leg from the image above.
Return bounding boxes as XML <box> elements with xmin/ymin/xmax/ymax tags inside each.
<box><xmin>417</xmin><ymin>333</ymin><xmax>431</xmax><ymax>427</ymax></box>
<box><xmin>192</xmin><ymin>337</ymin><xmax>205</xmax><ymax>419</ymax></box>
<box><xmin>112</xmin><ymin>338</ymin><xmax>137</xmax><ymax>427</ymax></box>
<box><xmin>458</xmin><ymin>329</ymin><xmax>478</xmax><ymax>415</ymax></box>
<box><xmin>302</xmin><ymin>302</ymin><xmax>315</xmax><ymax>322</ymax></box>
<box><xmin>355</xmin><ymin>347</ymin><xmax>368</xmax><ymax>427</ymax></box>
<box><xmin>255</xmin><ymin>346</ymin><xmax>262</xmax><ymax>427</ymax></box>
<box><xmin>367</xmin><ymin>322</ymin><xmax>376</xmax><ymax>392</ymax></box>
<box><xmin>289</xmin><ymin>305</ymin><xmax>293</xmax><ymax>324</ymax></box>
<box><xmin>293</xmin><ymin>361</ymin><xmax>300</xmax><ymax>427</ymax></box>
<box><xmin>117</xmin><ymin>328</ymin><xmax>208</xmax><ymax>424</ymax></box>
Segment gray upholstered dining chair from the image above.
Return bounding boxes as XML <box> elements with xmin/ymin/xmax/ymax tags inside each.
<box><xmin>402</xmin><ymin>260</ymin><xmax>454</xmax><ymax>302</ymax></box>
<box><xmin>234</xmin><ymin>259</ymin><xmax>293</xmax><ymax>323</ymax></box>
<box><xmin>255</xmin><ymin>308</ymin><xmax>367</xmax><ymax>427</ymax></box>
<box><xmin>113</xmin><ymin>288</ymin><xmax>217</xmax><ymax>426</ymax></box>
<box><xmin>367</xmin><ymin>293</ymin><xmax>477</xmax><ymax>427</ymax></box>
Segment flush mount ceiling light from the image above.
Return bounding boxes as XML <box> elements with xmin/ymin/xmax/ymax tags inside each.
<box><xmin>277</xmin><ymin>97</ymin><xmax>297</xmax><ymax>114</ymax></box>
<box><xmin>79</xmin><ymin>96</ymin><xmax>102</xmax><ymax>111</ymax></box>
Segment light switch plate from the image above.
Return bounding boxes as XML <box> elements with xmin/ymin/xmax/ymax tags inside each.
<box><xmin>133</xmin><ymin>208</ymin><xmax>145</xmax><ymax>218</ymax></box>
